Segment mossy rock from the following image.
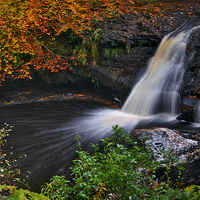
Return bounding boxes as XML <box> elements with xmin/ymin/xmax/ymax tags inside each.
<box><xmin>0</xmin><ymin>185</ymin><xmax>49</xmax><ymax>200</ymax></box>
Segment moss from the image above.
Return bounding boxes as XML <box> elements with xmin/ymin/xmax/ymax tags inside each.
<box><xmin>88</xmin><ymin>28</ymin><xmax>102</xmax><ymax>65</ymax></box>
<box><xmin>125</xmin><ymin>43</ymin><xmax>131</xmax><ymax>54</ymax></box>
<box><xmin>111</xmin><ymin>48</ymin><xmax>124</xmax><ymax>57</ymax></box>
<box><xmin>90</xmin><ymin>42</ymin><xmax>99</xmax><ymax>64</ymax></box>
<box><xmin>0</xmin><ymin>185</ymin><xmax>49</xmax><ymax>200</ymax></box>
<box><xmin>89</xmin><ymin>0</ymin><xmax>102</xmax><ymax>11</ymax></box>
<box><xmin>74</xmin><ymin>39</ymin><xmax>88</xmax><ymax>65</ymax></box>
<box><xmin>104</xmin><ymin>48</ymin><xmax>110</xmax><ymax>60</ymax></box>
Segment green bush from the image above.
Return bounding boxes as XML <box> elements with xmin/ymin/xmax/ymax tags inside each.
<box><xmin>160</xmin><ymin>185</ymin><xmax>200</xmax><ymax>200</ymax></box>
<box><xmin>41</xmin><ymin>125</ymin><xmax>183</xmax><ymax>199</ymax></box>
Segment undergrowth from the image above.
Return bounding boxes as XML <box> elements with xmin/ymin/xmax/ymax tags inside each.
<box><xmin>1</xmin><ymin>124</ymin><xmax>200</xmax><ymax>199</ymax></box>
<box><xmin>41</xmin><ymin>125</ymin><xmax>200</xmax><ymax>200</ymax></box>
<box><xmin>0</xmin><ymin>124</ymin><xmax>22</xmax><ymax>186</ymax></box>
<box><xmin>0</xmin><ymin>124</ymin><xmax>48</xmax><ymax>199</ymax></box>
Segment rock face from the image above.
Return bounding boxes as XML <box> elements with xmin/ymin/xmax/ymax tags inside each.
<box><xmin>93</xmin><ymin>2</ymin><xmax>198</xmax><ymax>93</ymax></box>
<box><xmin>32</xmin><ymin>2</ymin><xmax>200</xmax><ymax>122</ymax></box>
<box><xmin>178</xmin><ymin>31</ymin><xmax>200</xmax><ymax>123</ymax></box>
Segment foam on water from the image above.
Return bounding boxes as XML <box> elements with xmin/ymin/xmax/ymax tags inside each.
<box><xmin>65</xmin><ymin>108</ymin><xmax>181</xmax><ymax>143</ymax></box>
<box><xmin>67</xmin><ymin>109</ymin><xmax>141</xmax><ymax>137</ymax></box>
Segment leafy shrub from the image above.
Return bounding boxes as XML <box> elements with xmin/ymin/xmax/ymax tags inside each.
<box><xmin>41</xmin><ymin>175</ymin><xmax>71</xmax><ymax>199</ymax></box>
<box><xmin>42</xmin><ymin>125</ymin><xmax>183</xmax><ymax>199</ymax></box>
<box><xmin>160</xmin><ymin>185</ymin><xmax>200</xmax><ymax>200</ymax></box>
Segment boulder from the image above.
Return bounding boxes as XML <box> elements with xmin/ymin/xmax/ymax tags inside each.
<box><xmin>131</xmin><ymin>128</ymin><xmax>199</xmax><ymax>162</ymax></box>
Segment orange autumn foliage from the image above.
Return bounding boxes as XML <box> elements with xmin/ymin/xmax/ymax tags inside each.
<box><xmin>0</xmin><ymin>0</ymin><xmax>133</xmax><ymax>85</ymax></box>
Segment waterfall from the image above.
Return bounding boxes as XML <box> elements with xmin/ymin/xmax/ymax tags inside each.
<box><xmin>121</xmin><ymin>24</ymin><xmax>200</xmax><ymax>117</ymax></box>
<box><xmin>68</xmin><ymin>21</ymin><xmax>200</xmax><ymax>140</ymax></box>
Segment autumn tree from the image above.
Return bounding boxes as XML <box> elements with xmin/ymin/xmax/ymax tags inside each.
<box><xmin>0</xmin><ymin>0</ymin><xmax>134</xmax><ymax>85</ymax></box>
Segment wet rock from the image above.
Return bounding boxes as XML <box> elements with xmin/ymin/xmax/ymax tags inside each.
<box><xmin>179</xmin><ymin>35</ymin><xmax>200</xmax><ymax>122</ymax></box>
<box><xmin>177</xmin><ymin>97</ymin><xmax>200</xmax><ymax>123</ymax></box>
<box><xmin>131</xmin><ymin>128</ymin><xmax>199</xmax><ymax>162</ymax></box>
<box><xmin>36</xmin><ymin>68</ymin><xmax>84</xmax><ymax>85</ymax></box>
<box><xmin>91</xmin><ymin>46</ymin><xmax>155</xmax><ymax>95</ymax></box>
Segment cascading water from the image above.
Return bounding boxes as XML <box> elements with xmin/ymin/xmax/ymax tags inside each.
<box><xmin>121</xmin><ymin>34</ymin><xmax>185</xmax><ymax>116</ymax></box>
<box><xmin>121</xmin><ymin>27</ymin><xmax>199</xmax><ymax>117</ymax></box>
